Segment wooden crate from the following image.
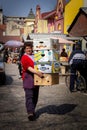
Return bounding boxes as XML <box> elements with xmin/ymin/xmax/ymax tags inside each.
<box><xmin>34</xmin><ymin>73</ymin><xmax>59</xmax><ymax>86</ymax></box>
<box><xmin>60</xmin><ymin>66</ymin><xmax>66</xmax><ymax>74</ymax></box>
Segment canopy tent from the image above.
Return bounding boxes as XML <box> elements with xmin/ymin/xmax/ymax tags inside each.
<box><xmin>51</xmin><ymin>36</ymin><xmax>75</xmax><ymax>57</ymax></box>
<box><xmin>51</xmin><ymin>37</ymin><xmax>74</xmax><ymax>44</ymax></box>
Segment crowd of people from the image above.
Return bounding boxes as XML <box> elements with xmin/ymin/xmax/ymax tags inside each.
<box><xmin>3</xmin><ymin>48</ymin><xmax>19</xmax><ymax>64</ymax></box>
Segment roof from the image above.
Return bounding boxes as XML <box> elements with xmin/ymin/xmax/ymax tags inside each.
<box><xmin>41</xmin><ymin>0</ymin><xmax>70</xmax><ymax>19</ymax></box>
<box><xmin>42</xmin><ymin>10</ymin><xmax>56</xmax><ymax>19</ymax></box>
<box><xmin>68</xmin><ymin>7</ymin><xmax>87</xmax><ymax>37</ymax></box>
<box><xmin>29</xmin><ymin>33</ymin><xmax>76</xmax><ymax>44</ymax></box>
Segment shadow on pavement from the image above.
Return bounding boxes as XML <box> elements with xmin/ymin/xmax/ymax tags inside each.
<box><xmin>36</xmin><ymin>104</ymin><xmax>77</xmax><ymax>118</ymax></box>
<box><xmin>0</xmin><ymin>75</ymin><xmax>13</xmax><ymax>86</ymax></box>
<box><xmin>5</xmin><ymin>75</ymin><xmax>13</xmax><ymax>85</ymax></box>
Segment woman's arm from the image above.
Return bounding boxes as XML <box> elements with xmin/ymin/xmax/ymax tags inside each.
<box><xmin>28</xmin><ymin>66</ymin><xmax>43</xmax><ymax>78</ymax></box>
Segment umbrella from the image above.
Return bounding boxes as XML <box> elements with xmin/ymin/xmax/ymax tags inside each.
<box><xmin>4</xmin><ymin>40</ymin><xmax>24</xmax><ymax>48</ymax></box>
<box><xmin>0</xmin><ymin>44</ymin><xmax>4</xmax><ymax>51</ymax></box>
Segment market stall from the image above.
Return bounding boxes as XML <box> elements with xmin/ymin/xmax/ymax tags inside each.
<box><xmin>51</xmin><ymin>36</ymin><xmax>75</xmax><ymax>74</ymax></box>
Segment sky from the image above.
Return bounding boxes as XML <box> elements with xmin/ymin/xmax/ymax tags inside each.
<box><xmin>0</xmin><ymin>0</ymin><xmax>57</xmax><ymax>17</ymax></box>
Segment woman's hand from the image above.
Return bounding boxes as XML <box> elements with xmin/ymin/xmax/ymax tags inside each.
<box><xmin>28</xmin><ymin>67</ymin><xmax>44</xmax><ymax>78</ymax></box>
<box><xmin>37</xmin><ymin>71</ymin><xmax>44</xmax><ymax>78</ymax></box>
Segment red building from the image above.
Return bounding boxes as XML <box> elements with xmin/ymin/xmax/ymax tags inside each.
<box><xmin>34</xmin><ymin>0</ymin><xmax>68</xmax><ymax>33</ymax></box>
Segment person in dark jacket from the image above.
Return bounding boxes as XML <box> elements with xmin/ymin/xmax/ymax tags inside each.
<box><xmin>60</xmin><ymin>48</ymin><xmax>68</xmax><ymax>57</ymax></box>
<box><xmin>68</xmin><ymin>42</ymin><xmax>86</xmax><ymax>92</ymax></box>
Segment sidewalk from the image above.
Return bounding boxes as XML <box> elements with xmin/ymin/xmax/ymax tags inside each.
<box><xmin>0</xmin><ymin>63</ymin><xmax>87</xmax><ymax>130</ymax></box>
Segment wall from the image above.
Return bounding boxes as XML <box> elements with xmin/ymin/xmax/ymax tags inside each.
<box><xmin>37</xmin><ymin>20</ymin><xmax>48</xmax><ymax>33</ymax></box>
<box><xmin>64</xmin><ymin>0</ymin><xmax>83</xmax><ymax>34</ymax></box>
<box><xmin>84</xmin><ymin>0</ymin><xmax>87</xmax><ymax>6</ymax></box>
<box><xmin>6</xmin><ymin>21</ymin><xmax>21</xmax><ymax>36</ymax></box>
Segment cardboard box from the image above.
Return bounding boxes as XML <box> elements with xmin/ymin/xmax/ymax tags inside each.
<box><xmin>33</xmin><ymin>38</ymin><xmax>59</xmax><ymax>50</ymax></box>
<box><xmin>34</xmin><ymin>61</ymin><xmax>61</xmax><ymax>73</ymax></box>
<box><xmin>34</xmin><ymin>73</ymin><xmax>59</xmax><ymax>86</ymax></box>
<box><xmin>34</xmin><ymin>50</ymin><xmax>59</xmax><ymax>62</ymax></box>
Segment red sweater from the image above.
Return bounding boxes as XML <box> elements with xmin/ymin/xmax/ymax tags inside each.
<box><xmin>21</xmin><ymin>54</ymin><xmax>34</xmax><ymax>79</ymax></box>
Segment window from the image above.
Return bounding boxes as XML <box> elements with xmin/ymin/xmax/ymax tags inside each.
<box><xmin>58</xmin><ymin>23</ymin><xmax>61</xmax><ymax>30</ymax></box>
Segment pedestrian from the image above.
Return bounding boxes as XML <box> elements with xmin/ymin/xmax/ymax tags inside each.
<box><xmin>21</xmin><ymin>42</ymin><xmax>43</xmax><ymax>121</ymax></box>
<box><xmin>3</xmin><ymin>48</ymin><xmax>8</xmax><ymax>62</ymax></box>
<box><xmin>18</xmin><ymin>47</ymin><xmax>24</xmax><ymax>79</ymax></box>
<box><xmin>84</xmin><ymin>43</ymin><xmax>87</xmax><ymax>59</ymax></box>
<box><xmin>68</xmin><ymin>41</ymin><xmax>86</xmax><ymax>92</ymax></box>
<box><xmin>60</xmin><ymin>48</ymin><xmax>68</xmax><ymax>58</ymax></box>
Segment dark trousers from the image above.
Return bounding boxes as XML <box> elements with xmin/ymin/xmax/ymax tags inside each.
<box><xmin>70</xmin><ymin>62</ymin><xmax>87</xmax><ymax>90</ymax></box>
<box><xmin>24</xmin><ymin>86</ymin><xmax>39</xmax><ymax>114</ymax></box>
<box><xmin>18</xmin><ymin>63</ymin><xmax>22</xmax><ymax>76</ymax></box>
<box><xmin>70</xmin><ymin>66</ymin><xmax>77</xmax><ymax>91</ymax></box>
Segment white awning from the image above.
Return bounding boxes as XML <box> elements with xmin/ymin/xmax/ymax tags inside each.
<box><xmin>51</xmin><ymin>36</ymin><xmax>74</xmax><ymax>44</ymax></box>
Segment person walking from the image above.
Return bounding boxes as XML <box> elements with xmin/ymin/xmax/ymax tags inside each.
<box><xmin>21</xmin><ymin>42</ymin><xmax>43</xmax><ymax>121</ymax></box>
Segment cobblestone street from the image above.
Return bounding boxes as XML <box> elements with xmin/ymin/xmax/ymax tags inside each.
<box><xmin>0</xmin><ymin>63</ymin><xmax>87</xmax><ymax>130</ymax></box>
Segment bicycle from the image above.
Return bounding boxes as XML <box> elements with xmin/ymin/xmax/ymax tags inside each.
<box><xmin>60</xmin><ymin>62</ymin><xmax>87</xmax><ymax>92</ymax></box>
<box><xmin>65</xmin><ymin>69</ymin><xmax>87</xmax><ymax>93</ymax></box>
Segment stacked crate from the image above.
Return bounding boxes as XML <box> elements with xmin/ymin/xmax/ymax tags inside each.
<box><xmin>33</xmin><ymin>38</ymin><xmax>60</xmax><ymax>86</ymax></box>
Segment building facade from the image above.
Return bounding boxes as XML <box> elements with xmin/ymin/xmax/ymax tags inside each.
<box><xmin>0</xmin><ymin>8</ymin><xmax>35</xmax><ymax>43</ymax></box>
<box><xmin>0</xmin><ymin>0</ymin><xmax>87</xmax><ymax>45</ymax></box>
<box><xmin>64</xmin><ymin>0</ymin><xmax>87</xmax><ymax>34</ymax></box>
